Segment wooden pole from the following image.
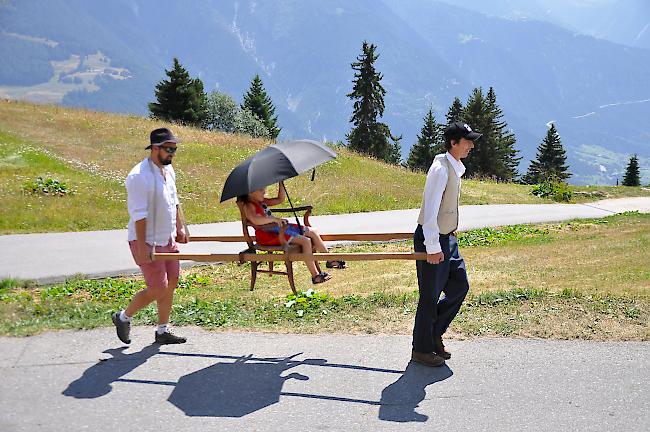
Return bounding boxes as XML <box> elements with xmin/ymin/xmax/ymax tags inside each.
<box><xmin>188</xmin><ymin>232</ymin><xmax>414</xmax><ymax>242</ymax></box>
<box><xmin>153</xmin><ymin>251</ymin><xmax>428</xmax><ymax>262</ymax></box>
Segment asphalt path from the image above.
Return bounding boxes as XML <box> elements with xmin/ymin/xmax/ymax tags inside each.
<box><xmin>0</xmin><ymin>328</ymin><xmax>647</xmax><ymax>431</ymax></box>
<box><xmin>1</xmin><ymin>197</ymin><xmax>649</xmax><ymax>283</ymax></box>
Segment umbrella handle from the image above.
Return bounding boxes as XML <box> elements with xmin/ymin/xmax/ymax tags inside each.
<box><xmin>281</xmin><ymin>182</ymin><xmax>302</xmax><ymax>230</ymax></box>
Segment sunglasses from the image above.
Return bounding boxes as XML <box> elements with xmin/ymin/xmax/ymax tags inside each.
<box><xmin>158</xmin><ymin>145</ymin><xmax>177</xmax><ymax>154</ymax></box>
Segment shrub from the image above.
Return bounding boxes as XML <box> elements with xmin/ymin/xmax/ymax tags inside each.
<box><xmin>282</xmin><ymin>289</ymin><xmax>333</xmax><ymax>318</ymax></box>
<box><xmin>531</xmin><ymin>178</ymin><xmax>572</xmax><ymax>202</ymax></box>
<box><xmin>23</xmin><ymin>176</ymin><xmax>74</xmax><ymax>196</ymax></box>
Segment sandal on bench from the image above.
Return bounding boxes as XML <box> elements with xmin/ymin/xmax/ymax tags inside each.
<box><xmin>326</xmin><ymin>260</ymin><xmax>346</xmax><ymax>269</ymax></box>
<box><xmin>312</xmin><ymin>272</ymin><xmax>331</xmax><ymax>284</ymax></box>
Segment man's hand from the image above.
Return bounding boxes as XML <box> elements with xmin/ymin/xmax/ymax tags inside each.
<box><xmin>176</xmin><ymin>227</ymin><xmax>188</xmax><ymax>244</ymax></box>
<box><xmin>135</xmin><ymin>242</ymin><xmax>152</xmax><ymax>265</ymax></box>
<box><xmin>426</xmin><ymin>252</ymin><xmax>444</xmax><ymax>265</ymax></box>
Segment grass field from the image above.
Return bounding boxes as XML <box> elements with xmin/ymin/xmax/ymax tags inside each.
<box><xmin>1</xmin><ymin>100</ymin><xmax>648</xmax><ymax>234</ymax></box>
<box><xmin>2</xmin><ymin>212</ymin><xmax>647</xmax><ymax>340</ymax></box>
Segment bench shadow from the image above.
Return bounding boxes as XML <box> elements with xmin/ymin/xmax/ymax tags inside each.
<box><xmin>168</xmin><ymin>353</ymin><xmax>312</xmax><ymax>417</ymax></box>
<box><xmin>378</xmin><ymin>361</ymin><xmax>453</xmax><ymax>423</ymax></box>
<box><xmin>62</xmin><ymin>344</ymin><xmax>160</xmax><ymax>399</ymax></box>
<box><xmin>62</xmin><ymin>347</ymin><xmax>450</xmax><ymax>420</ymax></box>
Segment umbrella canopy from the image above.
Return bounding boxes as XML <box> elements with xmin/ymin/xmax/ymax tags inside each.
<box><xmin>220</xmin><ymin>139</ymin><xmax>336</xmax><ymax>202</ymax></box>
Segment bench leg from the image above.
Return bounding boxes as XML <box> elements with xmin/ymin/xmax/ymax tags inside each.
<box><xmin>269</xmin><ymin>260</ymin><xmax>274</xmax><ymax>276</ymax></box>
<box><xmin>250</xmin><ymin>261</ymin><xmax>259</xmax><ymax>291</ymax></box>
<box><xmin>286</xmin><ymin>260</ymin><xmax>297</xmax><ymax>295</ymax></box>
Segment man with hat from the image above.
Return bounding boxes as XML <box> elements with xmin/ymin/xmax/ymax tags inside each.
<box><xmin>411</xmin><ymin>121</ymin><xmax>481</xmax><ymax>367</ymax></box>
<box><xmin>112</xmin><ymin>127</ymin><xmax>188</xmax><ymax>345</ymax></box>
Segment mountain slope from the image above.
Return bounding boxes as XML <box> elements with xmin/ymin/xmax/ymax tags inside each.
<box><xmin>0</xmin><ymin>0</ymin><xmax>648</xmax><ymax>184</ymax></box>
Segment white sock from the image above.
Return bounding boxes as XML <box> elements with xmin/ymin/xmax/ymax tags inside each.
<box><xmin>156</xmin><ymin>324</ymin><xmax>169</xmax><ymax>335</ymax></box>
<box><xmin>119</xmin><ymin>310</ymin><xmax>131</xmax><ymax>322</ymax></box>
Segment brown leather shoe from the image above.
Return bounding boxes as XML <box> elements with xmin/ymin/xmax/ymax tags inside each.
<box><xmin>411</xmin><ymin>350</ymin><xmax>445</xmax><ymax>367</ymax></box>
<box><xmin>433</xmin><ymin>335</ymin><xmax>451</xmax><ymax>360</ymax></box>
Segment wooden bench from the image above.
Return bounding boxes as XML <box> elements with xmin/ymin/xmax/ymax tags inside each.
<box><xmin>154</xmin><ymin>208</ymin><xmax>427</xmax><ymax>294</ymax></box>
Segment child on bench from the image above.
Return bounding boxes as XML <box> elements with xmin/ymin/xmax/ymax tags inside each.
<box><xmin>237</xmin><ymin>182</ymin><xmax>345</xmax><ymax>284</ymax></box>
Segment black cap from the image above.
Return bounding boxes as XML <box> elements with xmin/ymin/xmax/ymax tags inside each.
<box><xmin>444</xmin><ymin>122</ymin><xmax>482</xmax><ymax>141</ymax></box>
<box><xmin>145</xmin><ymin>127</ymin><xmax>178</xmax><ymax>150</ymax></box>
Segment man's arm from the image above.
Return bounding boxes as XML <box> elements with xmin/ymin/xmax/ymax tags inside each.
<box><xmin>175</xmin><ymin>205</ymin><xmax>188</xmax><ymax>243</ymax></box>
<box><xmin>420</xmin><ymin>161</ymin><xmax>448</xmax><ymax>264</ymax></box>
<box><xmin>126</xmin><ymin>173</ymin><xmax>151</xmax><ymax>264</ymax></box>
<box><xmin>134</xmin><ymin>218</ymin><xmax>151</xmax><ymax>264</ymax></box>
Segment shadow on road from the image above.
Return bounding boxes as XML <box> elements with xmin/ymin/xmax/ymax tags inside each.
<box><xmin>62</xmin><ymin>348</ymin><xmax>450</xmax><ymax>420</ymax></box>
<box><xmin>168</xmin><ymin>353</ymin><xmax>310</xmax><ymax>417</ymax></box>
<box><xmin>379</xmin><ymin>361</ymin><xmax>453</xmax><ymax>422</ymax></box>
<box><xmin>62</xmin><ymin>344</ymin><xmax>160</xmax><ymax>399</ymax></box>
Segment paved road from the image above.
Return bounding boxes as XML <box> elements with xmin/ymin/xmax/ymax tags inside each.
<box><xmin>0</xmin><ymin>328</ymin><xmax>647</xmax><ymax>431</ymax></box>
<box><xmin>1</xmin><ymin>197</ymin><xmax>649</xmax><ymax>284</ymax></box>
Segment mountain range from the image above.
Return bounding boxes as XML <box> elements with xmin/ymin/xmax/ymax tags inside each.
<box><xmin>0</xmin><ymin>0</ymin><xmax>648</xmax><ymax>184</ymax></box>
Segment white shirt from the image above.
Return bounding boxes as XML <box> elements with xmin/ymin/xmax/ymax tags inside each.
<box><xmin>421</xmin><ymin>152</ymin><xmax>466</xmax><ymax>254</ymax></box>
<box><xmin>126</xmin><ymin>158</ymin><xmax>179</xmax><ymax>245</ymax></box>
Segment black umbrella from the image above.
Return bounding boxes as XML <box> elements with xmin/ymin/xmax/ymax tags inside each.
<box><xmin>220</xmin><ymin>139</ymin><xmax>337</xmax><ymax>225</ymax></box>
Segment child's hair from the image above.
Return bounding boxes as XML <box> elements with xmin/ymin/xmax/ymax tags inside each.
<box><xmin>236</xmin><ymin>194</ymin><xmax>249</xmax><ymax>203</ymax></box>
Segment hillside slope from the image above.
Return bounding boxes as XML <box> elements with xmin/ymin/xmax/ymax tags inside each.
<box><xmin>0</xmin><ymin>100</ymin><xmax>593</xmax><ymax>233</ymax></box>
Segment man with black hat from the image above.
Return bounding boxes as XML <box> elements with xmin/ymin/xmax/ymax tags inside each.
<box><xmin>112</xmin><ymin>127</ymin><xmax>188</xmax><ymax>345</ymax></box>
<box><xmin>411</xmin><ymin>121</ymin><xmax>481</xmax><ymax>367</ymax></box>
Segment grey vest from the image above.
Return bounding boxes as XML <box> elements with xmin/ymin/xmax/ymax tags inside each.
<box><xmin>417</xmin><ymin>154</ymin><xmax>460</xmax><ymax>235</ymax></box>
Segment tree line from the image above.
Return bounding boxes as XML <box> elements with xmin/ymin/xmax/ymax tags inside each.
<box><xmin>149</xmin><ymin>46</ymin><xmax>642</xmax><ymax>186</ymax></box>
<box><xmin>148</xmin><ymin>58</ymin><xmax>280</xmax><ymax>140</ymax></box>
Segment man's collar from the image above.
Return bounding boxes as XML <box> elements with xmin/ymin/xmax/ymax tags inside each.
<box><xmin>445</xmin><ymin>152</ymin><xmax>466</xmax><ymax>177</ymax></box>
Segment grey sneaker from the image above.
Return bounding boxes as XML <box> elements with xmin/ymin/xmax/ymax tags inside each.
<box><xmin>111</xmin><ymin>311</ymin><xmax>131</xmax><ymax>344</ymax></box>
<box><xmin>154</xmin><ymin>330</ymin><xmax>187</xmax><ymax>345</ymax></box>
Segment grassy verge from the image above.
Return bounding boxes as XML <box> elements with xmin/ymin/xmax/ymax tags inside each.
<box><xmin>2</xmin><ymin>100</ymin><xmax>648</xmax><ymax>234</ymax></box>
<box><xmin>0</xmin><ymin>132</ymin><xmax>126</xmax><ymax>232</ymax></box>
<box><xmin>1</xmin><ymin>212</ymin><xmax>648</xmax><ymax>340</ymax></box>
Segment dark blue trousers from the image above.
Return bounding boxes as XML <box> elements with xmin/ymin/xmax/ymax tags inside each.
<box><xmin>412</xmin><ymin>224</ymin><xmax>470</xmax><ymax>353</ymax></box>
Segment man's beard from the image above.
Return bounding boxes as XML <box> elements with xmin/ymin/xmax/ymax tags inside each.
<box><xmin>158</xmin><ymin>154</ymin><xmax>173</xmax><ymax>165</ymax></box>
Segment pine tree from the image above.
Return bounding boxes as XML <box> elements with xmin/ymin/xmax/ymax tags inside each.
<box><xmin>461</xmin><ymin>88</ymin><xmax>491</xmax><ymax>177</ymax></box>
<box><xmin>406</xmin><ymin>109</ymin><xmax>443</xmax><ymax>172</ymax></box>
<box><xmin>241</xmin><ymin>74</ymin><xmax>281</xmax><ymax>139</ymax></box>
<box><xmin>148</xmin><ymin>58</ymin><xmax>207</xmax><ymax>127</ymax></box>
<box><xmin>486</xmin><ymin>87</ymin><xmax>520</xmax><ymax>180</ymax></box>
<box><xmin>453</xmin><ymin>87</ymin><xmax>520</xmax><ymax>181</ymax></box>
<box><xmin>522</xmin><ymin>123</ymin><xmax>571</xmax><ymax>184</ymax></box>
<box><xmin>346</xmin><ymin>41</ymin><xmax>397</xmax><ymax>163</ymax></box>
<box><xmin>446</xmin><ymin>97</ymin><xmax>464</xmax><ymax>124</ymax></box>
<box><xmin>622</xmin><ymin>154</ymin><xmax>641</xmax><ymax>186</ymax></box>
<box><xmin>386</xmin><ymin>134</ymin><xmax>403</xmax><ymax>165</ymax></box>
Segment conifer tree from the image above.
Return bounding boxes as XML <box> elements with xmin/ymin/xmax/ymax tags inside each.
<box><xmin>486</xmin><ymin>87</ymin><xmax>520</xmax><ymax>180</ymax></box>
<box><xmin>455</xmin><ymin>87</ymin><xmax>520</xmax><ymax>180</ymax></box>
<box><xmin>242</xmin><ymin>74</ymin><xmax>281</xmax><ymax>139</ymax></box>
<box><xmin>406</xmin><ymin>109</ymin><xmax>443</xmax><ymax>172</ymax></box>
<box><xmin>386</xmin><ymin>135</ymin><xmax>403</xmax><ymax>165</ymax></box>
<box><xmin>461</xmin><ymin>88</ymin><xmax>491</xmax><ymax>177</ymax></box>
<box><xmin>346</xmin><ymin>41</ymin><xmax>397</xmax><ymax>163</ymax></box>
<box><xmin>522</xmin><ymin>123</ymin><xmax>571</xmax><ymax>184</ymax></box>
<box><xmin>148</xmin><ymin>58</ymin><xmax>207</xmax><ymax>127</ymax></box>
<box><xmin>446</xmin><ymin>97</ymin><xmax>464</xmax><ymax>124</ymax></box>
<box><xmin>622</xmin><ymin>154</ymin><xmax>641</xmax><ymax>186</ymax></box>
